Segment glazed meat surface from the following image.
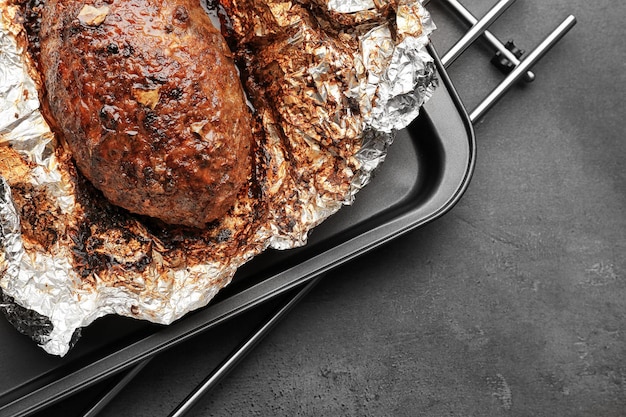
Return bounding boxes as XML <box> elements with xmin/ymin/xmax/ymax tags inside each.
<box><xmin>38</xmin><ymin>0</ymin><xmax>253</xmax><ymax>227</ymax></box>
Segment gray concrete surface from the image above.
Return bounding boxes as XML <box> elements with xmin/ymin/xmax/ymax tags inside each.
<box><xmin>88</xmin><ymin>1</ymin><xmax>625</xmax><ymax>416</ymax></box>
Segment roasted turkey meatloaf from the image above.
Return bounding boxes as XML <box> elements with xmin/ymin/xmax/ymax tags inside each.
<box><xmin>38</xmin><ymin>0</ymin><xmax>254</xmax><ymax>228</ymax></box>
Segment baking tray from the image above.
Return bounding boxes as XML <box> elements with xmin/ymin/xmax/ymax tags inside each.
<box><xmin>0</xmin><ymin>44</ymin><xmax>475</xmax><ymax>417</ymax></box>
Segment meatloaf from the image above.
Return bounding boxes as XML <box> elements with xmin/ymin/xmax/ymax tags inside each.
<box><xmin>38</xmin><ymin>0</ymin><xmax>253</xmax><ymax>227</ymax></box>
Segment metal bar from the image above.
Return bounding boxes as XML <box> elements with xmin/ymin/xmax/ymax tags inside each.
<box><xmin>441</xmin><ymin>0</ymin><xmax>517</xmax><ymax>67</ymax></box>
<box><xmin>441</xmin><ymin>0</ymin><xmax>535</xmax><ymax>81</ymax></box>
<box><xmin>167</xmin><ymin>276</ymin><xmax>324</xmax><ymax>417</ymax></box>
<box><xmin>470</xmin><ymin>15</ymin><xmax>577</xmax><ymax>123</ymax></box>
<box><xmin>80</xmin><ymin>359</ymin><xmax>153</xmax><ymax>417</ymax></box>
<box><xmin>79</xmin><ymin>277</ymin><xmax>323</xmax><ymax>417</ymax></box>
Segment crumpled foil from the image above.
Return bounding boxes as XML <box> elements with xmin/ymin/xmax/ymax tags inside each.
<box><xmin>0</xmin><ymin>0</ymin><xmax>436</xmax><ymax>356</ymax></box>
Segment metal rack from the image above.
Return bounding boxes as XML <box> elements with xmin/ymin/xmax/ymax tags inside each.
<box><xmin>429</xmin><ymin>0</ymin><xmax>576</xmax><ymax>122</ymax></box>
<box><xmin>76</xmin><ymin>1</ymin><xmax>577</xmax><ymax>416</ymax></box>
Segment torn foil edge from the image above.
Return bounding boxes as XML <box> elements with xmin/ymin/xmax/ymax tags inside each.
<box><xmin>0</xmin><ymin>0</ymin><xmax>437</xmax><ymax>356</ymax></box>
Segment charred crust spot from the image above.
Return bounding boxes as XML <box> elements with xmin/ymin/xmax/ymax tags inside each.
<box><xmin>10</xmin><ymin>182</ymin><xmax>61</xmax><ymax>252</ymax></box>
<box><xmin>142</xmin><ymin>166</ymin><xmax>158</xmax><ymax>185</ymax></box>
<box><xmin>143</xmin><ymin>110</ymin><xmax>158</xmax><ymax>126</ymax></box>
<box><xmin>163</xmin><ymin>175</ymin><xmax>176</xmax><ymax>194</ymax></box>
<box><xmin>148</xmin><ymin>73</ymin><xmax>168</xmax><ymax>84</ymax></box>
<box><xmin>107</xmin><ymin>42</ymin><xmax>119</xmax><ymax>54</ymax></box>
<box><xmin>68</xmin><ymin>22</ymin><xmax>82</xmax><ymax>36</ymax></box>
<box><xmin>147</xmin><ymin>130</ymin><xmax>168</xmax><ymax>151</ymax></box>
<box><xmin>15</xmin><ymin>0</ymin><xmax>45</xmax><ymax>62</ymax></box>
<box><xmin>71</xmin><ymin>226</ymin><xmax>105</xmax><ymax>278</ymax></box>
<box><xmin>216</xmin><ymin>228</ymin><xmax>232</xmax><ymax>242</ymax></box>
<box><xmin>167</xmin><ymin>87</ymin><xmax>183</xmax><ymax>100</ymax></box>
<box><xmin>120</xmin><ymin>160</ymin><xmax>139</xmax><ymax>183</ymax></box>
<box><xmin>172</xmin><ymin>5</ymin><xmax>189</xmax><ymax>25</ymax></box>
<box><xmin>121</xmin><ymin>43</ymin><xmax>134</xmax><ymax>57</ymax></box>
<box><xmin>133</xmin><ymin>252</ymin><xmax>153</xmax><ymax>270</ymax></box>
<box><xmin>347</xmin><ymin>96</ymin><xmax>360</xmax><ymax>113</ymax></box>
<box><xmin>70</xmin><ymin>185</ymin><xmax>156</xmax><ymax>278</ymax></box>
<box><xmin>99</xmin><ymin>105</ymin><xmax>119</xmax><ymax>130</ymax></box>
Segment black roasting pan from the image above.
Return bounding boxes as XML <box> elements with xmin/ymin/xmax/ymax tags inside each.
<box><xmin>0</xmin><ymin>44</ymin><xmax>476</xmax><ymax>417</ymax></box>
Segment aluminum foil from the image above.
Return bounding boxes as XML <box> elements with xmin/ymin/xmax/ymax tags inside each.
<box><xmin>0</xmin><ymin>0</ymin><xmax>436</xmax><ymax>356</ymax></box>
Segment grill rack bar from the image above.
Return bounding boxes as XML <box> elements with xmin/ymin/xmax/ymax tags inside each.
<box><xmin>79</xmin><ymin>2</ymin><xmax>577</xmax><ymax>416</ymax></box>
<box><xmin>439</xmin><ymin>0</ymin><xmax>516</xmax><ymax>67</ymax></box>
<box><xmin>469</xmin><ymin>14</ymin><xmax>576</xmax><ymax>122</ymax></box>
<box><xmin>438</xmin><ymin>0</ymin><xmax>536</xmax><ymax>82</ymax></box>
<box><xmin>167</xmin><ymin>276</ymin><xmax>323</xmax><ymax>417</ymax></box>
<box><xmin>427</xmin><ymin>0</ymin><xmax>577</xmax><ymax>122</ymax></box>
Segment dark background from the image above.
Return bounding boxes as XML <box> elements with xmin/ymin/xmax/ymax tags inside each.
<box><xmin>89</xmin><ymin>0</ymin><xmax>625</xmax><ymax>416</ymax></box>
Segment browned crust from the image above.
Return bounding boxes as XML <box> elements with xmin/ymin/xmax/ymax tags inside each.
<box><xmin>37</xmin><ymin>0</ymin><xmax>254</xmax><ymax>227</ymax></box>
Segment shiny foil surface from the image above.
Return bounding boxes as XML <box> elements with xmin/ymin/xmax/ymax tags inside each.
<box><xmin>0</xmin><ymin>0</ymin><xmax>436</xmax><ymax>356</ymax></box>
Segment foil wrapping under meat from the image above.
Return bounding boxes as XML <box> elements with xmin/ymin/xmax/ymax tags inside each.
<box><xmin>0</xmin><ymin>0</ymin><xmax>436</xmax><ymax>356</ymax></box>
